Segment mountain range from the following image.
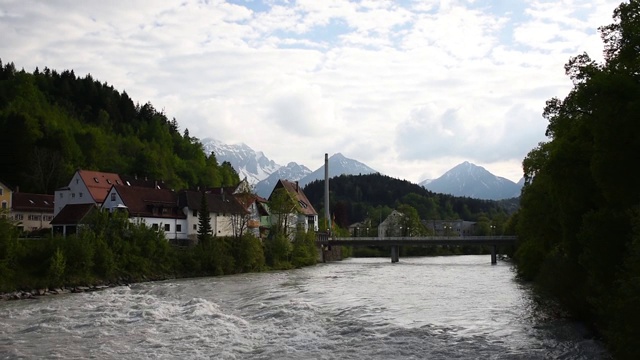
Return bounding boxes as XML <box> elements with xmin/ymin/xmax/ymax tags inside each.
<box><xmin>202</xmin><ymin>139</ymin><xmax>522</xmax><ymax>200</ymax></box>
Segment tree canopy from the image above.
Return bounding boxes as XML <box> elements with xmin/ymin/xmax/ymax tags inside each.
<box><xmin>514</xmin><ymin>2</ymin><xmax>640</xmax><ymax>357</ymax></box>
<box><xmin>0</xmin><ymin>61</ymin><xmax>239</xmax><ymax>193</ymax></box>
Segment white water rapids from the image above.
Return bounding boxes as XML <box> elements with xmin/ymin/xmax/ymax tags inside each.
<box><xmin>0</xmin><ymin>256</ymin><xmax>609</xmax><ymax>359</ymax></box>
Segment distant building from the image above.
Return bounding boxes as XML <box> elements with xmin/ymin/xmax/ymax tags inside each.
<box><xmin>422</xmin><ymin>219</ymin><xmax>476</xmax><ymax>236</ymax></box>
<box><xmin>11</xmin><ymin>192</ymin><xmax>55</xmax><ymax>232</ymax></box>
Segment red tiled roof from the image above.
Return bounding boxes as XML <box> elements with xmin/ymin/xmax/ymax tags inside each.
<box><xmin>113</xmin><ymin>185</ymin><xmax>185</xmax><ymax>219</ymax></box>
<box><xmin>272</xmin><ymin>179</ymin><xmax>317</xmax><ymax>216</ymax></box>
<box><xmin>12</xmin><ymin>193</ymin><xmax>54</xmax><ymax>212</ymax></box>
<box><xmin>78</xmin><ymin>170</ymin><xmax>123</xmax><ymax>203</ymax></box>
<box><xmin>50</xmin><ymin>203</ymin><xmax>96</xmax><ymax>225</ymax></box>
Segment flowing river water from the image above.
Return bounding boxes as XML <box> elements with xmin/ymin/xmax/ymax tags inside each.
<box><xmin>1</xmin><ymin>256</ymin><xmax>610</xmax><ymax>359</ymax></box>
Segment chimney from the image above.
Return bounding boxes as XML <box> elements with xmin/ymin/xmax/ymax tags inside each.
<box><xmin>221</xmin><ymin>187</ymin><xmax>225</xmax><ymax>201</ymax></box>
<box><xmin>295</xmin><ymin>181</ymin><xmax>299</xmax><ymax>192</ymax></box>
<box><xmin>15</xmin><ymin>185</ymin><xmax>19</xmax><ymax>193</ymax></box>
<box><xmin>154</xmin><ymin>180</ymin><xmax>158</xmax><ymax>189</ymax></box>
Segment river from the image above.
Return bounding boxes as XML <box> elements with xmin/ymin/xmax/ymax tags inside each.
<box><xmin>0</xmin><ymin>256</ymin><xmax>609</xmax><ymax>359</ymax></box>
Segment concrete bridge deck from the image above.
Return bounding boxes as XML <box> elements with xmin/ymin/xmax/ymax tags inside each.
<box><xmin>316</xmin><ymin>235</ymin><xmax>517</xmax><ymax>264</ymax></box>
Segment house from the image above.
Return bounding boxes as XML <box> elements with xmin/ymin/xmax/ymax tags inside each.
<box><xmin>269</xmin><ymin>179</ymin><xmax>318</xmax><ymax>235</ymax></box>
<box><xmin>178</xmin><ymin>190</ymin><xmax>248</xmax><ymax>241</ymax></box>
<box><xmin>210</xmin><ymin>178</ymin><xmax>271</xmax><ymax>238</ymax></box>
<box><xmin>54</xmin><ymin>170</ymin><xmax>123</xmax><ymax>216</ymax></box>
<box><xmin>101</xmin><ymin>185</ymin><xmax>187</xmax><ymax>240</ymax></box>
<box><xmin>234</xmin><ymin>192</ymin><xmax>270</xmax><ymax>238</ymax></box>
<box><xmin>422</xmin><ymin>219</ymin><xmax>476</xmax><ymax>236</ymax></box>
<box><xmin>378</xmin><ymin>210</ymin><xmax>404</xmax><ymax>237</ymax></box>
<box><xmin>0</xmin><ymin>181</ymin><xmax>12</xmax><ymax>211</ymax></box>
<box><xmin>11</xmin><ymin>192</ymin><xmax>55</xmax><ymax>232</ymax></box>
<box><xmin>50</xmin><ymin>203</ymin><xmax>97</xmax><ymax>236</ymax></box>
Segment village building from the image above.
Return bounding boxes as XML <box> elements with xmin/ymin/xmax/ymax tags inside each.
<box><xmin>11</xmin><ymin>192</ymin><xmax>55</xmax><ymax>232</ymax></box>
<box><xmin>269</xmin><ymin>179</ymin><xmax>318</xmax><ymax>236</ymax></box>
<box><xmin>102</xmin><ymin>185</ymin><xmax>187</xmax><ymax>240</ymax></box>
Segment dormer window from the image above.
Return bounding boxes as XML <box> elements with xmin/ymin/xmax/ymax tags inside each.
<box><xmin>29</xmin><ymin>200</ymin><xmax>34</xmax><ymax>204</ymax></box>
<box><xmin>116</xmin><ymin>180</ymin><xmax>121</xmax><ymax>185</ymax></box>
<box><xmin>126</xmin><ymin>181</ymin><xmax>131</xmax><ymax>186</ymax></box>
<box><xmin>107</xmin><ymin>179</ymin><xmax>112</xmax><ymax>184</ymax></box>
<box><xmin>93</xmin><ymin>177</ymin><xmax>99</xmax><ymax>183</ymax></box>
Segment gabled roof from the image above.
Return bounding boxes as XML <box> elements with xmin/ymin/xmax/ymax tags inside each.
<box><xmin>112</xmin><ymin>185</ymin><xmax>185</xmax><ymax>219</ymax></box>
<box><xmin>234</xmin><ymin>193</ymin><xmax>270</xmax><ymax>216</ymax></box>
<box><xmin>272</xmin><ymin>179</ymin><xmax>317</xmax><ymax>216</ymax></box>
<box><xmin>77</xmin><ymin>170</ymin><xmax>123</xmax><ymax>203</ymax></box>
<box><xmin>12</xmin><ymin>193</ymin><xmax>54</xmax><ymax>212</ymax></box>
<box><xmin>50</xmin><ymin>203</ymin><xmax>96</xmax><ymax>225</ymax></box>
<box><xmin>179</xmin><ymin>190</ymin><xmax>247</xmax><ymax>215</ymax></box>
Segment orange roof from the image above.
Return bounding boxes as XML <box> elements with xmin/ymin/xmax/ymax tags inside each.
<box><xmin>78</xmin><ymin>170</ymin><xmax>123</xmax><ymax>203</ymax></box>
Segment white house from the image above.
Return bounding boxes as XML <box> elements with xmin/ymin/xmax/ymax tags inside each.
<box><xmin>102</xmin><ymin>185</ymin><xmax>188</xmax><ymax>241</ymax></box>
<box><xmin>54</xmin><ymin>170</ymin><xmax>123</xmax><ymax>216</ymax></box>
<box><xmin>178</xmin><ymin>190</ymin><xmax>248</xmax><ymax>241</ymax></box>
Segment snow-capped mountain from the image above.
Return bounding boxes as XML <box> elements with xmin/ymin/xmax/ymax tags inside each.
<box><xmin>297</xmin><ymin>153</ymin><xmax>378</xmax><ymax>188</ymax></box>
<box><xmin>202</xmin><ymin>139</ymin><xmax>376</xmax><ymax>197</ymax></box>
<box><xmin>422</xmin><ymin>161</ymin><xmax>522</xmax><ymax>200</ymax></box>
<box><xmin>201</xmin><ymin>138</ymin><xmax>281</xmax><ymax>184</ymax></box>
<box><xmin>254</xmin><ymin>162</ymin><xmax>312</xmax><ymax>198</ymax></box>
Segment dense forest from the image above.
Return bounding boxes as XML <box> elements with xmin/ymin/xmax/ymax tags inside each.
<box><xmin>513</xmin><ymin>2</ymin><xmax>640</xmax><ymax>358</ymax></box>
<box><xmin>304</xmin><ymin>173</ymin><xmax>517</xmax><ymax>234</ymax></box>
<box><xmin>0</xmin><ymin>60</ymin><xmax>238</xmax><ymax>194</ymax></box>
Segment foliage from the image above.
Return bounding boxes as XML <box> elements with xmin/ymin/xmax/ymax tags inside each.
<box><xmin>197</xmin><ymin>192</ymin><xmax>212</xmax><ymax>243</ymax></box>
<box><xmin>304</xmin><ymin>173</ymin><xmax>513</xmax><ymax>229</ymax></box>
<box><xmin>0</xmin><ymin>60</ymin><xmax>239</xmax><ymax>193</ymax></box>
<box><xmin>514</xmin><ymin>2</ymin><xmax>640</xmax><ymax>357</ymax></box>
<box><xmin>291</xmin><ymin>230</ymin><xmax>318</xmax><ymax>267</ymax></box>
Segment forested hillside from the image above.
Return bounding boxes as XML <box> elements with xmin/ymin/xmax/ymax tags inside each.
<box><xmin>304</xmin><ymin>173</ymin><xmax>516</xmax><ymax>232</ymax></box>
<box><xmin>0</xmin><ymin>60</ymin><xmax>239</xmax><ymax>193</ymax></box>
<box><xmin>514</xmin><ymin>2</ymin><xmax>640</xmax><ymax>358</ymax></box>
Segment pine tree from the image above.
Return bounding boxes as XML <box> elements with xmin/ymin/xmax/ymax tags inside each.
<box><xmin>197</xmin><ymin>192</ymin><xmax>212</xmax><ymax>244</ymax></box>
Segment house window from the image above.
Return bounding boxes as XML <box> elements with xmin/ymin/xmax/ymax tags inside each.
<box><xmin>15</xmin><ymin>214</ymin><xmax>23</xmax><ymax>220</ymax></box>
<box><xmin>0</xmin><ymin>188</ymin><xmax>3</xmax><ymax>195</ymax></box>
<box><xmin>1</xmin><ymin>201</ymin><xmax>6</xmax><ymax>209</ymax></box>
<box><xmin>111</xmin><ymin>193</ymin><xmax>116</xmax><ymax>201</ymax></box>
<box><xmin>59</xmin><ymin>193</ymin><xmax>63</xmax><ymax>198</ymax></box>
<box><xmin>152</xmin><ymin>224</ymin><xmax>159</xmax><ymax>230</ymax></box>
<box><xmin>76</xmin><ymin>179</ymin><xmax>79</xmax><ymax>184</ymax></box>
<box><xmin>192</xmin><ymin>210</ymin><xmax>197</xmax><ymax>217</ymax></box>
<box><xmin>176</xmin><ymin>224</ymin><xmax>182</xmax><ymax>232</ymax></box>
<box><xmin>28</xmin><ymin>215</ymin><xmax>41</xmax><ymax>221</ymax></box>
<box><xmin>71</xmin><ymin>193</ymin><xmax>75</xmax><ymax>198</ymax></box>
<box><xmin>79</xmin><ymin>192</ymin><xmax>83</xmax><ymax>198</ymax></box>
<box><xmin>164</xmin><ymin>224</ymin><xmax>170</xmax><ymax>231</ymax></box>
<box><xmin>193</xmin><ymin>224</ymin><xmax>197</xmax><ymax>230</ymax></box>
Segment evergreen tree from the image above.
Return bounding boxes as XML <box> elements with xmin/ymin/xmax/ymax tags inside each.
<box><xmin>197</xmin><ymin>192</ymin><xmax>212</xmax><ymax>244</ymax></box>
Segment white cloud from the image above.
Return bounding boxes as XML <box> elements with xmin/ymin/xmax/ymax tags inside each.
<box><xmin>0</xmin><ymin>0</ymin><xmax>622</xmax><ymax>183</ymax></box>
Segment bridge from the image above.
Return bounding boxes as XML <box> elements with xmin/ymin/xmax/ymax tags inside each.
<box><xmin>316</xmin><ymin>234</ymin><xmax>517</xmax><ymax>264</ymax></box>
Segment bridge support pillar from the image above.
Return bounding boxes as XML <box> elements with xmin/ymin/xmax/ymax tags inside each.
<box><xmin>491</xmin><ymin>245</ymin><xmax>497</xmax><ymax>265</ymax></box>
<box><xmin>391</xmin><ymin>246</ymin><xmax>399</xmax><ymax>263</ymax></box>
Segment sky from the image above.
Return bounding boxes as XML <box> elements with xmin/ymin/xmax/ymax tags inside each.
<box><xmin>0</xmin><ymin>0</ymin><xmax>623</xmax><ymax>183</ymax></box>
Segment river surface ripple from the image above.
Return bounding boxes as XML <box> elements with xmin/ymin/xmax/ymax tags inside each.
<box><xmin>0</xmin><ymin>256</ymin><xmax>610</xmax><ymax>359</ymax></box>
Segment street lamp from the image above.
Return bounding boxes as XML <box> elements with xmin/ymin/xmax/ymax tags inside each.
<box><xmin>490</xmin><ymin>225</ymin><xmax>496</xmax><ymax>236</ymax></box>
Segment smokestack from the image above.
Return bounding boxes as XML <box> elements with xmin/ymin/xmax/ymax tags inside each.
<box><xmin>324</xmin><ymin>153</ymin><xmax>331</xmax><ymax>233</ymax></box>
